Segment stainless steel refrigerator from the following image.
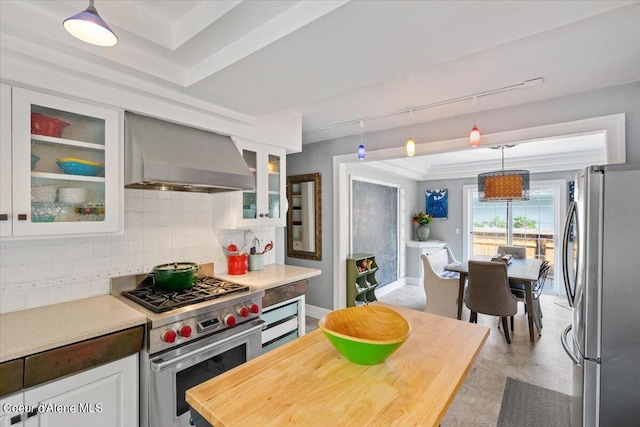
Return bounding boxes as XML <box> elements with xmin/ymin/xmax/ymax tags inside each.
<box><xmin>561</xmin><ymin>164</ymin><xmax>640</xmax><ymax>427</ymax></box>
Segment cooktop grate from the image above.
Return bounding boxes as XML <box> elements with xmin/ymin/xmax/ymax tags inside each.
<box><xmin>122</xmin><ymin>276</ymin><xmax>249</xmax><ymax>313</ymax></box>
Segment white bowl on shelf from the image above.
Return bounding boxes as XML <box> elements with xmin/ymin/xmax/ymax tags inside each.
<box><xmin>58</xmin><ymin>188</ymin><xmax>88</xmax><ymax>204</ymax></box>
<box><xmin>31</xmin><ymin>185</ymin><xmax>57</xmax><ymax>203</ymax></box>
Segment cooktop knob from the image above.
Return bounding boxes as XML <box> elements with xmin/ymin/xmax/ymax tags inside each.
<box><xmin>249</xmin><ymin>303</ymin><xmax>260</xmax><ymax>314</ymax></box>
<box><xmin>178</xmin><ymin>325</ymin><xmax>192</xmax><ymax>338</ymax></box>
<box><xmin>224</xmin><ymin>314</ymin><xmax>237</xmax><ymax>327</ymax></box>
<box><xmin>162</xmin><ymin>329</ymin><xmax>177</xmax><ymax>343</ymax></box>
<box><xmin>238</xmin><ymin>307</ymin><xmax>249</xmax><ymax>318</ymax></box>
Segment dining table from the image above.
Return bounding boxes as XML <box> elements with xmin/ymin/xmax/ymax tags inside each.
<box><xmin>445</xmin><ymin>255</ymin><xmax>542</xmax><ymax>342</ymax></box>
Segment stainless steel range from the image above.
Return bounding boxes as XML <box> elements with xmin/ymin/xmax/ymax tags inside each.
<box><xmin>111</xmin><ymin>264</ymin><xmax>264</xmax><ymax>427</ymax></box>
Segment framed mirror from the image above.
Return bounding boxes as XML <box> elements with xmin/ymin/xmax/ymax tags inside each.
<box><xmin>287</xmin><ymin>173</ymin><xmax>321</xmax><ymax>260</ymax></box>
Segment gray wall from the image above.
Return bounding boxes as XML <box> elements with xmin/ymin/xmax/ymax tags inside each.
<box><xmin>351</xmin><ymin>179</ymin><xmax>398</xmax><ymax>288</ymax></box>
<box><xmin>287</xmin><ymin>81</ymin><xmax>640</xmax><ymax>310</ymax></box>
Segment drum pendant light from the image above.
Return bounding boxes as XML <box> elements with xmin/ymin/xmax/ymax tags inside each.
<box><xmin>406</xmin><ymin>110</ymin><xmax>415</xmax><ymax>157</ymax></box>
<box><xmin>469</xmin><ymin>96</ymin><xmax>481</xmax><ymax>147</ymax></box>
<box><xmin>478</xmin><ymin>146</ymin><xmax>530</xmax><ymax>202</ymax></box>
<box><xmin>63</xmin><ymin>0</ymin><xmax>118</xmax><ymax>47</ymax></box>
<box><xmin>358</xmin><ymin>120</ymin><xmax>365</xmax><ymax>160</ymax></box>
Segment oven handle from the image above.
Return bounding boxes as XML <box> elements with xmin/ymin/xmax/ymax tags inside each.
<box><xmin>150</xmin><ymin>320</ymin><xmax>264</xmax><ymax>373</ymax></box>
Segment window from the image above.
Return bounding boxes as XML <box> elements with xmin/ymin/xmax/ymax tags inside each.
<box><xmin>464</xmin><ymin>180</ymin><xmax>565</xmax><ymax>294</ymax></box>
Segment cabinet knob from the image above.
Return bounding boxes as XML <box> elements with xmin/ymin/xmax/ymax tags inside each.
<box><xmin>223</xmin><ymin>314</ymin><xmax>237</xmax><ymax>327</ymax></box>
<box><xmin>259</xmin><ymin>213</ymin><xmax>265</xmax><ymax>217</ymax></box>
<box><xmin>162</xmin><ymin>329</ymin><xmax>177</xmax><ymax>343</ymax></box>
<box><xmin>178</xmin><ymin>325</ymin><xmax>192</xmax><ymax>338</ymax></box>
<box><xmin>18</xmin><ymin>214</ymin><xmax>27</xmax><ymax>221</ymax></box>
<box><xmin>0</xmin><ymin>214</ymin><xmax>8</xmax><ymax>221</ymax></box>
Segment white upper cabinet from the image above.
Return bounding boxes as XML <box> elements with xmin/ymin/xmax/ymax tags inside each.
<box><xmin>233</xmin><ymin>138</ymin><xmax>286</xmax><ymax>227</ymax></box>
<box><xmin>5</xmin><ymin>87</ymin><xmax>121</xmax><ymax>237</ymax></box>
<box><xmin>0</xmin><ymin>84</ymin><xmax>12</xmax><ymax>237</ymax></box>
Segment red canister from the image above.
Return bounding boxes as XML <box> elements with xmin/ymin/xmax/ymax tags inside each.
<box><xmin>227</xmin><ymin>254</ymin><xmax>248</xmax><ymax>275</ymax></box>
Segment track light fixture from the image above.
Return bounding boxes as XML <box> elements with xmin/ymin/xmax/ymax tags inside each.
<box><xmin>469</xmin><ymin>97</ymin><xmax>480</xmax><ymax>147</ymax></box>
<box><xmin>303</xmin><ymin>78</ymin><xmax>544</xmax><ymax>150</ymax></box>
<box><xmin>406</xmin><ymin>110</ymin><xmax>415</xmax><ymax>157</ymax></box>
<box><xmin>358</xmin><ymin>120</ymin><xmax>365</xmax><ymax>160</ymax></box>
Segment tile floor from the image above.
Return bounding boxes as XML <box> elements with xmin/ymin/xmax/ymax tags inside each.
<box><xmin>306</xmin><ymin>284</ymin><xmax>574</xmax><ymax>426</ymax></box>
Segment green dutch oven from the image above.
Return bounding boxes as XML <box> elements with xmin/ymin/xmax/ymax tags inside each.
<box><xmin>150</xmin><ymin>262</ymin><xmax>200</xmax><ymax>291</ymax></box>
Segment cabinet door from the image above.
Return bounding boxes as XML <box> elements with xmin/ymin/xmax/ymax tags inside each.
<box><xmin>0</xmin><ymin>84</ymin><xmax>11</xmax><ymax>237</ymax></box>
<box><xmin>235</xmin><ymin>139</ymin><xmax>286</xmax><ymax>226</ymax></box>
<box><xmin>11</xmin><ymin>87</ymin><xmax>121</xmax><ymax>236</ymax></box>
<box><xmin>264</xmin><ymin>147</ymin><xmax>285</xmax><ymax>225</ymax></box>
<box><xmin>23</xmin><ymin>354</ymin><xmax>137</xmax><ymax>427</ymax></box>
<box><xmin>0</xmin><ymin>392</ymin><xmax>24</xmax><ymax>426</ymax></box>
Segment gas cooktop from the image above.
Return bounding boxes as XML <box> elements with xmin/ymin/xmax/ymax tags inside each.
<box><xmin>122</xmin><ymin>276</ymin><xmax>250</xmax><ymax>313</ymax></box>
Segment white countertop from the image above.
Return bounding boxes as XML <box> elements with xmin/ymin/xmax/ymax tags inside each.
<box><xmin>215</xmin><ymin>264</ymin><xmax>321</xmax><ymax>290</ymax></box>
<box><xmin>0</xmin><ymin>295</ymin><xmax>147</xmax><ymax>363</ymax></box>
<box><xmin>406</xmin><ymin>240</ymin><xmax>446</xmax><ymax>248</ymax></box>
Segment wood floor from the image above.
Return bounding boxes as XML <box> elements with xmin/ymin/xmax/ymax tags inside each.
<box><xmin>307</xmin><ymin>285</ymin><xmax>574</xmax><ymax>426</ymax></box>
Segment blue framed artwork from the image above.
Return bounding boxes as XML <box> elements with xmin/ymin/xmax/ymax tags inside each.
<box><xmin>425</xmin><ymin>188</ymin><xmax>448</xmax><ymax>219</ymax></box>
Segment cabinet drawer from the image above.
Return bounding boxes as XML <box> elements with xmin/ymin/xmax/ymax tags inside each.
<box><xmin>262</xmin><ymin>330</ymin><xmax>298</xmax><ymax>353</ymax></box>
<box><xmin>262</xmin><ymin>301</ymin><xmax>298</xmax><ymax>326</ymax></box>
<box><xmin>0</xmin><ymin>359</ymin><xmax>23</xmax><ymax>397</ymax></box>
<box><xmin>262</xmin><ymin>318</ymin><xmax>298</xmax><ymax>344</ymax></box>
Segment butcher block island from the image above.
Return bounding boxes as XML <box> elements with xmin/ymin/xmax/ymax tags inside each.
<box><xmin>187</xmin><ymin>303</ymin><xmax>489</xmax><ymax>427</ymax></box>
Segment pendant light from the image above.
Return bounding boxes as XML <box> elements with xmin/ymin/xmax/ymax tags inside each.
<box><xmin>469</xmin><ymin>96</ymin><xmax>481</xmax><ymax>147</ymax></box>
<box><xmin>358</xmin><ymin>120</ymin><xmax>365</xmax><ymax>160</ymax></box>
<box><xmin>478</xmin><ymin>146</ymin><xmax>530</xmax><ymax>202</ymax></box>
<box><xmin>63</xmin><ymin>0</ymin><xmax>118</xmax><ymax>47</ymax></box>
<box><xmin>406</xmin><ymin>110</ymin><xmax>415</xmax><ymax>157</ymax></box>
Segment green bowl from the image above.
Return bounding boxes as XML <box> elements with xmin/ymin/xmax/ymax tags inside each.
<box><xmin>319</xmin><ymin>305</ymin><xmax>410</xmax><ymax>365</ymax></box>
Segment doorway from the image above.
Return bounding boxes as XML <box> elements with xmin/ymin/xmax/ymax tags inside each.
<box><xmin>332</xmin><ymin>114</ymin><xmax>624</xmax><ymax>310</ymax></box>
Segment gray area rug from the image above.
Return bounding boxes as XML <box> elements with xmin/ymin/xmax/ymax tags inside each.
<box><xmin>498</xmin><ymin>377</ymin><xmax>571</xmax><ymax>427</ymax></box>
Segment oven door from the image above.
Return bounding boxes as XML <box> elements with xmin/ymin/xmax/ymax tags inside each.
<box><xmin>148</xmin><ymin>319</ymin><xmax>263</xmax><ymax>427</ymax></box>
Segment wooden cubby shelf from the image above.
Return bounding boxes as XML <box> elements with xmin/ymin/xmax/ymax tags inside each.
<box><xmin>346</xmin><ymin>253</ymin><xmax>378</xmax><ymax>307</ymax></box>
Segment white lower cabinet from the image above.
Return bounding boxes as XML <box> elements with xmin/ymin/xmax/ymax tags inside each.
<box><xmin>0</xmin><ymin>392</ymin><xmax>24</xmax><ymax>427</ymax></box>
<box><xmin>261</xmin><ymin>295</ymin><xmax>305</xmax><ymax>354</ymax></box>
<box><xmin>21</xmin><ymin>354</ymin><xmax>138</xmax><ymax>427</ymax></box>
<box><xmin>406</xmin><ymin>240</ymin><xmax>447</xmax><ymax>285</ymax></box>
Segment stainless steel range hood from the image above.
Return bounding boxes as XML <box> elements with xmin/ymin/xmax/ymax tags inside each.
<box><xmin>125</xmin><ymin>112</ymin><xmax>254</xmax><ymax>193</ymax></box>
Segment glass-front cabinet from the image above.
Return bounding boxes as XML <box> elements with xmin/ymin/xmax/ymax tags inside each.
<box><xmin>5</xmin><ymin>87</ymin><xmax>121</xmax><ymax>236</ymax></box>
<box><xmin>0</xmin><ymin>84</ymin><xmax>12</xmax><ymax>237</ymax></box>
<box><xmin>233</xmin><ymin>138</ymin><xmax>286</xmax><ymax>227</ymax></box>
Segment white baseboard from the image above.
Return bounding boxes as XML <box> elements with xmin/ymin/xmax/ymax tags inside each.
<box><xmin>404</xmin><ymin>277</ymin><xmax>421</xmax><ymax>286</ymax></box>
<box><xmin>305</xmin><ymin>304</ymin><xmax>330</xmax><ymax>319</ymax></box>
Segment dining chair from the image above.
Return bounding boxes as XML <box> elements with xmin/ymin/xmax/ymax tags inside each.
<box><xmin>421</xmin><ymin>251</ymin><xmax>460</xmax><ymax>319</ymax></box>
<box><xmin>499</xmin><ymin>245</ymin><xmax>528</xmax><ymax>309</ymax></box>
<box><xmin>510</xmin><ymin>260</ymin><xmax>550</xmax><ymax>331</ymax></box>
<box><xmin>497</xmin><ymin>245</ymin><xmax>527</xmax><ymax>259</ymax></box>
<box><xmin>465</xmin><ymin>260</ymin><xmax>518</xmax><ymax>344</ymax></box>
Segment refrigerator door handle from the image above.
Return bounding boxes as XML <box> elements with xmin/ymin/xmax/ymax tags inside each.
<box><xmin>562</xmin><ymin>200</ymin><xmax>577</xmax><ymax>307</ymax></box>
<box><xmin>561</xmin><ymin>324</ymin><xmax>581</xmax><ymax>365</ymax></box>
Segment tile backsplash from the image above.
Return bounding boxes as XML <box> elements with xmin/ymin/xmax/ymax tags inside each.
<box><xmin>0</xmin><ymin>189</ymin><xmax>276</xmax><ymax>313</ymax></box>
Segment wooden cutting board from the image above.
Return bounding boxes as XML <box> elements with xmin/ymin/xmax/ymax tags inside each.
<box><xmin>187</xmin><ymin>303</ymin><xmax>489</xmax><ymax>427</ymax></box>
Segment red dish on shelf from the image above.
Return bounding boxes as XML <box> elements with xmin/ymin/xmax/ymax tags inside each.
<box><xmin>31</xmin><ymin>113</ymin><xmax>70</xmax><ymax>138</ymax></box>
